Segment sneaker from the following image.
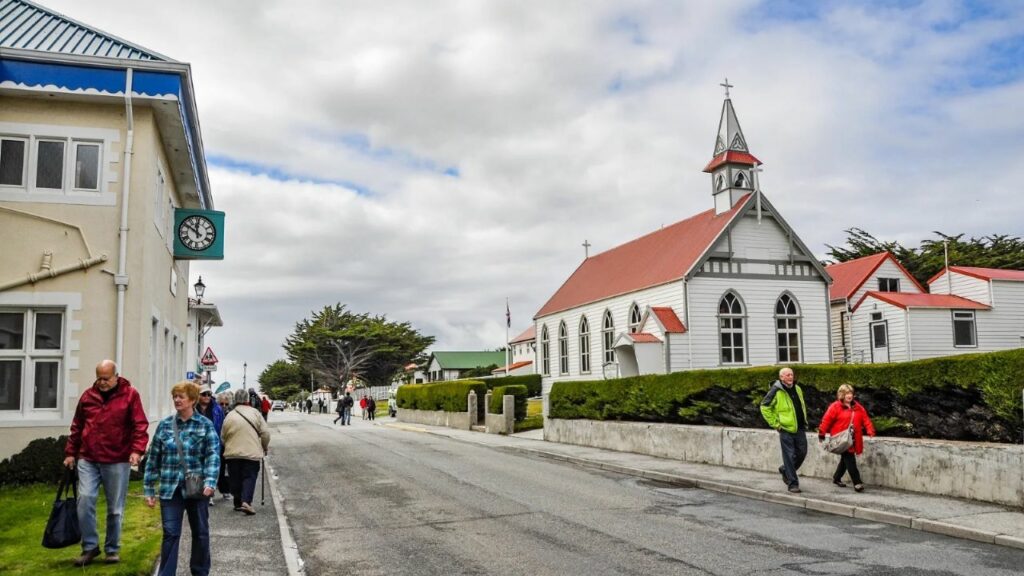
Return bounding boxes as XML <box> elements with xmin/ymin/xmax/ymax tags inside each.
<box><xmin>104</xmin><ymin>554</ymin><xmax>121</xmax><ymax>564</ymax></box>
<box><xmin>209</xmin><ymin>499</ymin><xmax>215</xmax><ymax>506</ymax></box>
<box><xmin>833</xmin><ymin>479</ymin><xmax>847</xmax><ymax>488</ymax></box>
<box><xmin>73</xmin><ymin>549</ymin><xmax>100</xmax><ymax>567</ymax></box>
<box><xmin>241</xmin><ymin>502</ymin><xmax>256</xmax><ymax>516</ymax></box>
<box><xmin>787</xmin><ymin>486</ymin><xmax>802</xmax><ymax>494</ymax></box>
<box><xmin>854</xmin><ymin>484</ymin><xmax>865</xmax><ymax>492</ymax></box>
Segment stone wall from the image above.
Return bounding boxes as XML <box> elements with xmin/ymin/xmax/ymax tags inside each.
<box><xmin>397</xmin><ymin>408</ymin><xmax>471</xmax><ymax>430</ymax></box>
<box><xmin>545</xmin><ymin>418</ymin><xmax>1024</xmax><ymax>507</ymax></box>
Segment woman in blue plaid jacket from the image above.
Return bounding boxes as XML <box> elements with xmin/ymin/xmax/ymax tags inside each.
<box><xmin>143</xmin><ymin>381</ymin><xmax>221</xmax><ymax>576</ymax></box>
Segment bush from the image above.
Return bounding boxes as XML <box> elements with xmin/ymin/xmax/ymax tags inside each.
<box><xmin>396</xmin><ymin>380</ymin><xmax>488</xmax><ymax>413</ymax></box>
<box><xmin>489</xmin><ymin>385</ymin><xmax>528</xmax><ymax>421</ymax></box>
<box><xmin>549</xmin><ymin>349</ymin><xmax>1024</xmax><ymax>442</ymax></box>
<box><xmin>0</xmin><ymin>435</ymin><xmax>68</xmax><ymax>486</ymax></box>
<box><xmin>486</xmin><ymin>374</ymin><xmax>542</xmax><ymax>398</ymax></box>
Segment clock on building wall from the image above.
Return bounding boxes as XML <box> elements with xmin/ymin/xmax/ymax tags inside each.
<box><xmin>173</xmin><ymin>209</ymin><xmax>225</xmax><ymax>260</ymax></box>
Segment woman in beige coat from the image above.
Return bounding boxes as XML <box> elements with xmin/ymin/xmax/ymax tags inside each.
<box><xmin>221</xmin><ymin>389</ymin><xmax>270</xmax><ymax>515</ymax></box>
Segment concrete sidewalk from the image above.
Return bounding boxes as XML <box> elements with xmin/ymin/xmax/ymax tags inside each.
<box><xmin>380</xmin><ymin>420</ymin><xmax>1024</xmax><ymax>551</ymax></box>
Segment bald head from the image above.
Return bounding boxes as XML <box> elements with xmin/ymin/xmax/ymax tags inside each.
<box><xmin>95</xmin><ymin>359</ymin><xmax>119</xmax><ymax>392</ymax></box>
<box><xmin>779</xmin><ymin>367</ymin><xmax>794</xmax><ymax>386</ymax></box>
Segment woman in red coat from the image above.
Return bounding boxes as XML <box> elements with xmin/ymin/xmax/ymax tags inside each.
<box><xmin>818</xmin><ymin>384</ymin><xmax>875</xmax><ymax>492</ymax></box>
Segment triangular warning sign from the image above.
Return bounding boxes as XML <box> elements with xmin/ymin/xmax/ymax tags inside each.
<box><xmin>200</xmin><ymin>347</ymin><xmax>219</xmax><ymax>366</ymax></box>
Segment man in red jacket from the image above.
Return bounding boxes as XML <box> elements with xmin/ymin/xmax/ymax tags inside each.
<box><xmin>63</xmin><ymin>360</ymin><xmax>149</xmax><ymax>567</ymax></box>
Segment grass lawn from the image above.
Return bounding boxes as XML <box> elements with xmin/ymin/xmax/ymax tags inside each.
<box><xmin>515</xmin><ymin>398</ymin><xmax>544</xmax><ymax>432</ymax></box>
<box><xmin>0</xmin><ymin>480</ymin><xmax>162</xmax><ymax>575</ymax></box>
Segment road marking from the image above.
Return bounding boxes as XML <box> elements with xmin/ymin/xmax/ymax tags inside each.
<box><xmin>265</xmin><ymin>459</ymin><xmax>304</xmax><ymax>575</ymax></box>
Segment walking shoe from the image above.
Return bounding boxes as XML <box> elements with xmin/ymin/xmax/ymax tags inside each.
<box><xmin>833</xmin><ymin>479</ymin><xmax>847</xmax><ymax>488</ymax></box>
<box><xmin>787</xmin><ymin>486</ymin><xmax>802</xmax><ymax>494</ymax></box>
<box><xmin>241</xmin><ymin>502</ymin><xmax>256</xmax><ymax>515</ymax></box>
<box><xmin>854</xmin><ymin>484</ymin><xmax>865</xmax><ymax>492</ymax></box>
<box><xmin>73</xmin><ymin>549</ymin><xmax>100</xmax><ymax>567</ymax></box>
<box><xmin>104</xmin><ymin>554</ymin><xmax>120</xmax><ymax>564</ymax></box>
<box><xmin>209</xmin><ymin>499</ymin><xmax>215</xmax><ymax>506</ymax></box>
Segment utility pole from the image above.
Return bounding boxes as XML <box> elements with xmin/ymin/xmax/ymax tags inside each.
<box><xmin>243</xmin><ymin>362</ymin><xmax>247</xmax><ymax>387</ymax></box>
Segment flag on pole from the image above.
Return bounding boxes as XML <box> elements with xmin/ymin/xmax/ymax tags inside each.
<box><xmin>506</xmin><ymin>300</ymin><xmax>511</xmax><ymax>328</ymax></box>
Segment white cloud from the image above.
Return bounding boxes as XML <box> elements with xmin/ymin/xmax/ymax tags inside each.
<box><xmin>42</xmin><ymin>0</ymin><xmax>1024</xmax><ymax>386</ymax></box>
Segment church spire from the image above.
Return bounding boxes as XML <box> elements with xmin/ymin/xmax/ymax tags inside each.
<box><xmin>703</xmin><ymin>79</ymin><xmax>761</xmax><ymax>215</ymax></box>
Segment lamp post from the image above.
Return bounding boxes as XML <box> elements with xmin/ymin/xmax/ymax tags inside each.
<box><xmin>243</xmin><ymin>362</ymin><xmax>247</xmax><ymax>387</ymax></box>
<box><xmin>193</xmin><ymin>276</ymin><xmax>211</xmax><ymax>377</ymax></box>
<box><xmin>194</xmin><ymin>276</ymin><xmax>206</xmax><ymax>304</ymax></box>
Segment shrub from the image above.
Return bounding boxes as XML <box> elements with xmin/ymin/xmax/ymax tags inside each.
<box><xmin>396</xmin><ymin>380</ymin><xmax>488</xmax><ymax>413</ymax></box>
<box><xmin>489</xmin><ymin>385</ymin><xmax>528</xmax><ymax>421</ymax></box>
<box><xmin>549</xmin><ymin>349</ymin><xmax>1024</xmax><ymax>442</ymax></box>
<box><xmin>0</xmin><ymin>435</ymin><xmax>68</xmax><ymax>486</ymax></box>
<box><xmin>493</xmin><ymin>374</ymin><xmax>542</xmax><ymax>398</ymax></box>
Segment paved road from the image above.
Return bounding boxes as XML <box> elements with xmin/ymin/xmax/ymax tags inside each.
<box><xmin>270</xmin><ymin>412</ymin><xmax>1022</xmax><ymax>575</ymax></box>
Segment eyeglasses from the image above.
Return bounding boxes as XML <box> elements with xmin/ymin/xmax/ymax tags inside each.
<box><xmin>200</xmin><ymin>392</ymin><xmax>212</xmax><ymax>397</ymax></box>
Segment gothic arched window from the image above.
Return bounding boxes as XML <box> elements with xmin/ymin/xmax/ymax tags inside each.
<box><xmin>718</xmin><ymin>291</ymin><xmax>746</xmax><ymax>365</ymax></box>
<box><xmin>602</xmin><ymin>309</ymin><xmax>615</xmax><ymax>364</ymax></box>
<box><xmin>734</xmin><ymin>171</ymin><xmax>747</xmax><ymax>188</ymax></box>
<box><xmin>558</xmin><ymin>321</ymin><xmax>569</xmax><ymax>375</ymax></box>
<box><xmin>628</xmin><ymin>303</ymin><xmax>642</xmax><ymax>333</ymax></box>
<box><xmin>540</xmin><ymin>325</ymin><xmax>550</xmax><ymax>376</ymax></box>
<box><xmin>579</xmin><ymin>316</ymin><xmax>591</xmax><ymax>374</ymax></box>
<box><xmin>776</xmin><ymin>293</ymin><xmax>801</xmax><ymax>363</ymax></box>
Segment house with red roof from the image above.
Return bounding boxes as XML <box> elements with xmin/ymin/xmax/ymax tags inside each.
<box><xmin>831</xmin><ymin>257</ymin><xmax>1024</xmax><ymax>363</ymax></box>
<box><xmin>824</xmin><ymin>252</ymin><xmax>924</xmax><ymax>362</ymax></box>
<box><xmin>532</xmin><ymin>93</ymin><xmax>832</xmax><ymax>391</ymax></box>
<box><xmin>492</xmin><ymin>326</ymin><xmax>536</xmax><ymax>376</ymax></box>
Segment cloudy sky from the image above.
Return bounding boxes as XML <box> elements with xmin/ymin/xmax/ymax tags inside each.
<box><xmin>46</xmin><ymin>0</ymin><xmax>1024</xmax><ymax>388</ymax></box>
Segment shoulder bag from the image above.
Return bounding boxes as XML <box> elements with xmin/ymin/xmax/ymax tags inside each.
<box><xmin>172</xmin><ymin>417</ymin><xmax>207</xmax><ymax>499</ymax></box>
<box><xmin>42</xmin><ymin>468</ymin><xmax>81</xmax><ymax>549</ymax></box>
<box><xmin>237</xmin><ymin>410</ymin><xmax>267</xmax><ymax>456</ymax></box>
<box><xmin>824</xmin><ymin>406</ymin><xmax>857</xmax><ymax>455</ymax></box>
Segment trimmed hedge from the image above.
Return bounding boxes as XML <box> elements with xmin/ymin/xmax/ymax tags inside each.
<box><xmin>396</xmin><ymin>380</ymin><xmax>487</xmax><ymax>413</ymax></box>
<box><xmin>485</xmin><ymin>374</ymin><xmax>542</xmax><ymax>398</ymax></box>
<box><xmin>549</xmin><ymin>349</ymin><xmax>1024</xmax><ymax>443</ymax></box>
<box><xmin>489</xmin><ymin>385</ymin><xmax>528</xmax><ymax>421</ymax></box>
<box><xmin>0</xmin><ymin>435</ymin><xmax>68</xmax><ymax>486</ymax></box>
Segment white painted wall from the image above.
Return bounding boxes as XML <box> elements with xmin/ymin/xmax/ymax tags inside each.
<box><xmin>849</xmin><ymin>258</ymin><xmax>922</xmax><ymax>308</ymax></box>
<box><xmin>929</xmin><ymin>271</ymin><xmax>991</xmax><ymax>305</ymax></box>
<box><xmin>848</xmin><ymin>298</ymin><xmax>908</xmax><ymax>363</ymax></box>
<box><xmin>984</xmin><ymin>281</ymin><xmax>1024</xmax><ymax>348</ymax></box>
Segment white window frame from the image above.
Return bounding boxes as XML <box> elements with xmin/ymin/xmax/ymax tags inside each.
<box><xmin>775</xmin><ymin>293</ymin><xmax>802</xmax><ymax>363</ymax></box>
<box><xmin>952</xmin><ymin>310</ymin><xmax>977</xmax><ymax>348</ymax></box>
<box><xmin>540</xmin><ymin>325</ymin><xmax>550</xmax><ymax>376</ymax></box>
<box><xmin>602</xmin><ymin>309</ymin><xmax>615</xmax><ymax>364</ymax></box>
<box><xmin>558</xmin><ymin>321</ymin><xmax>569</xmax><ymax>375</ymax></box>
<box><xmin>579</xmin><ymin>316</ymin><xmax>591</xmax><ymax>374</ymax></box>
<box><xmin>628</xmin><ymin>303</ymin><xmax>642</xmax><ymax>333</ymax></box>
<box><xmin>0</xmin><ymin>307</ymin><xmax>66</xmax><ymax>420</ymax></box>
<box><xmin>878</xmin><ymin>277</ymin><xmax>900</xmax><ymax>292</ymax></box>
<box><xmin>72</xmin><ymin>141</ymin><xmax>102</xmax><ymax>191</ymax></box>
<box><xmin>0</xmin><ymin>136</ymin><xmax>29</xmax><ymax>187</ymax></box>
<box><xmin>718</xmin><ymin>291</ymin><xmax>747</xmax><ymax>365</ymax></box>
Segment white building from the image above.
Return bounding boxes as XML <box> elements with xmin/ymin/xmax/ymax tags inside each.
<box><xmin>533</xmin><ymin>93</ymin><xmax>832</xmax><ymax>399</ymax></box>
<box><xmin>492</xmin><ymin>326</ymin><xmax>535</xmax><ymax>376</ymax></box>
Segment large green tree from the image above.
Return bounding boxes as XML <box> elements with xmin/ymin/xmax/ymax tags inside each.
<box><xmin>257</xmin><ymin>360</ymin><xmax>309</xmax><ymax>400</ymax></box>
<box><xmin>825</xmin><ymin>228</ymin><xmax>1024</xmax><ymax>286</ymax></box>
<box><xmin>284</xmin><ymin>304</ymin><xmax>434</xmax><ymax>389</ymax></box>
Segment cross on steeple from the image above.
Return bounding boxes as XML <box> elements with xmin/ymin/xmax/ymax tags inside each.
<box><xmin>582</xmin><ymin>240</ymin><xmax>592</xmax><ymax>259</ymax></box>
<box><xmin>720</xmin><ymin>77</ymin><xmax>734</xmax><ymax>99</ymax></box>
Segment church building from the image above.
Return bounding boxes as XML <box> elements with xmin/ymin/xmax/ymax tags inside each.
<box><xmin>533</xmin><ymin>90</ymin><xmax>833</xmax><ymax>397</ymax></box>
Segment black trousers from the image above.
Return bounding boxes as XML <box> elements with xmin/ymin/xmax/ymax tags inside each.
<box><xmin>226</xmin><ymin>459</ymin><xmax>261</xmax><ymax>507</ymax></box>
<box><xmin>834</xmin><ymin>452</ymin><xmax>863</xmax><ymax>484</ymax></box>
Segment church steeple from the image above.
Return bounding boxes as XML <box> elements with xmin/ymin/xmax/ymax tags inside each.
<box><xmin>703</xmin><ymin>79</ymin><xmax>761</xmax><ymax>215</ymax></box>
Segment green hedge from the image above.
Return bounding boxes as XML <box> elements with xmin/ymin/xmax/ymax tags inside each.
<box><xmin>396</xmin><ymin>380</ymin><xmax>488</xmax><ymax>413</ymax></box>
<box><xmin>492</xmin><ymin>374</ymin><xmax>542</xmax><ymax>398</ymax></box>
<box><xmin>0</xmin><ymin>435</ymin><xmax>68</xmax><ymax>486</ymax></box>
<box><xmin>549</xmin><ymin>349</ymin><xmax>1024</xmax><ymax>442</ymax></box>
<box><xmin>489</xmin><ymin>385</ymin><xmax>528</xmax><ymax>421</ymax></box>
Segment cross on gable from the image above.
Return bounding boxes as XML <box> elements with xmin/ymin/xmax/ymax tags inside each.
<box><xmin>582</xmin><ymin>240</ymin><xmax>592</xmax><ymax>259</ymax></box>
<box><xmin>720</xmin><ymin>77</ymin><xmax>734</xmax><ymax>98</ymax></box>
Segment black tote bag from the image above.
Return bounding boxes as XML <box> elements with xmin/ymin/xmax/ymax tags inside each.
<box><xmin>42</xmin><ymin>469</ymin><xmax>81</xmax><ymax>549</ymax></box>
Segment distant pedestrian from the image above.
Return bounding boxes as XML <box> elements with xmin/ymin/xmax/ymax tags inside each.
<box><xmin>819</xmin><ymin>384</ymin><xmax>876</xmax><ymax>492</ymax></box>
<box><xmin>144</xmin><ymin>381</ymin><xmax>220</xmax><ymax>576</ymax></box>
<box><xmin>63</xmin><ymin>360</ymin><xmax>149</xmax><ymax>567</ymax></box>
<box><xmin>333</xmin><ymin>397</ymin><xmax>345</xmax><ymax>425</ymax></box>
<box><xmin>260</xmin><ymin>395</ymin><xmax>271</xmax><ymax>421</ymax></box>
<box><xmin>367</xmin><ymin>397</ymin><xmax>377</xmax><ymax>421</ymax></box>
<box><xmin>195</xmin><ymin>385</ymin><xmax>225</xmax><ymax>508</ymax></box>
<box><xmin>221</xmin><ymin>389</ymin><xmax>270</xmax><ymax>516</ymax></box>
<box><xmin>360</xmin><ymin>396</ymin><xmax>368</xmax><ymax>419</ymax></box>
<box><xmin>342</xmin><ymin>392</ymin><xmax>354</xmax><ymax>425</ymax></box>
<box><xmin>760</xmin><ymin>367</ymin><xmax>809</xmax><ymax>494</ymax></box>
<box><xmin>305</xmin><ymin>398</ymin><xmax>313</xmax><ymax>414</ymax></box>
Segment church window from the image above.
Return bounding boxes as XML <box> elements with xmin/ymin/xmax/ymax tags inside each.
<box><xmin>718</xmin><ymin>292</ymin><xmax>746</xmax><ymax>365</ymax></box>
<box><xmin>540</xmin><ymin>325</ymin><xmax>550</xmax><ymax>376</ymax></box>
<box><xmin>715</xmin><ymin>174</ymin><xmax>725</xmax><ymax>191</ymax></box>
<box><xmin>628</xmin><ymin>303</ymin><xmax>641</xmax><ymax>333</ymax></box>
<box><xmin>602</xmin><ymin>310</ymin><xmax>615</xmax><ymax>364</ymax></box>
<box><xmin>579</xmin><ymin>316</ymin><xmax>591</xmax><ymax>374</ymax></box>
<box><xmin>775</xmin><ymin>293</ymin><xmax>801</xmax><ymax>363</ymax></box>
<box><xmin>558</xmin><ymin>321</ymin><xmax>569</xmax><ymax>375</ymax></box>
<box><xmin>734</xmin><ymin>172</ymin><xmax>746</xmax><ymax>188</ymax></box>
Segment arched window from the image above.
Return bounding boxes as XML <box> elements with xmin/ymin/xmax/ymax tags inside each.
<box><xmin>776</xmin><ymin>293</ymin><xmax>801</xmax><ymax>363</ymax></box>
<box><xmin>540</xmin><ymin>325</ymin><xmax>550</xmax><ymax>376</ymax></box>
<box><xmin>734</xmin><ymin>171</ymin><xmax>747</xmax><ymax>188</ymax></box>
<box><xmin>558</xmin><ymin>321</ymin><xmax>569</xmax><ymax>375</ymax></box>
<box><xmin>718</xmin><ymin>291</ymin><xmax>746</xmax><ymax>365</ymax></box>
<box><xmin>579</xmin><ymin>316</ymin><xmax>591</xmax><ymax>374</ymax></box>
<box><xmin>628</xmin><ymin>303</ymin><xmax>642</xmax><ymax>333</ymax></box>
<box><xmin>715</xmin><ymin>174</ymin><xmax>725</xmax><ymax>191</ymax></box>
<box><xmin>602</xmin><ymin>309</ymin><xmax>615</xmax><ymax>364</ymax></box>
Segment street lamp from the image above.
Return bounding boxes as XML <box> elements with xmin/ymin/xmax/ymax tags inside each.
<box><xmin>194</xmin><ymin>276</ymin><xmax>206</xmax><ymax>303</ymax></box>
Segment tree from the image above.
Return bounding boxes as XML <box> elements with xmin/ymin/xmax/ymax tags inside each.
<box><xmin>825</xmin><ymin>228</ymin><xmax>1024</xmax><ymax>287</ymax></box>
<box><xmin>284</xmin><ymin>304</ymin><xmax>435</xmax><ymax>389</ymax></box>
<box><xmin>257</xmin><ymin>360</ymin><xmax>309</xmax><ymax>400</ymax></box>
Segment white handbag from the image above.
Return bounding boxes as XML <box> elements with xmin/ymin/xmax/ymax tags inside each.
<box><xmin>824</xmin><ymin>407</ymin><xmax>856</xmax><ymax>455</ymax></box>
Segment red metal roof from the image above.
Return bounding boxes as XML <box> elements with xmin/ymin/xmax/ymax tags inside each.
<box><xmin>491</xmin><ymin>360</ymin><xmax>533</xmax><ymax>373</ymax></box>
<box><xmin>650</xmin><ymin>307</ymin><xmax>687</xmax><ymax>333</ymax></box>
<box><xmin>702</xmin><ymin>151</ymin><xmax>761</xmax><ymax>172</ymax></box>
<box><xmin>627</xmin><ymin>332</ymin><xmax>662</xmax><ymax>343</ymax></box>
<box><xmin>535</xmin><ymin>195</ymin><xmax>751</xmax><ymax>318</ymax></box>
<box><xmin>825</xmin><ymin>252</ymin><xmax>925</xmax><ymax>301</ymax></box>
<box><xmin>509</xmin><ymin>326</ymin><xmax>536</xmax><ymax>343</ymax></box>
<box><xmin>927</xmin><ymin>266</ymin><xmax>1024</xmax><ymax>285</ymax></box>
<box><xmin>853</xmin><ymin>291</ymin><xmax>990</xmax><ymax>312</ymax></box>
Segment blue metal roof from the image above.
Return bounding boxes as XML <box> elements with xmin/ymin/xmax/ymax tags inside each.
<box><xmin>0</xmin><ymin>0</ymin><xmax>171</xmax><ymax>61</ymax></box>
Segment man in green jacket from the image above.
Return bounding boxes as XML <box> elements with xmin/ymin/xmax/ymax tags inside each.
<box><xmin>760</xmin><ymin>367</ymin><xmax>808</xmax><ymax>493</ymax></box>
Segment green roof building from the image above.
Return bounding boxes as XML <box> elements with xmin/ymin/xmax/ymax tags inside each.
<box><xmin>426</xmin><ymin>351</ymin><xmax>506</xmax><ymax>381</ymax></box>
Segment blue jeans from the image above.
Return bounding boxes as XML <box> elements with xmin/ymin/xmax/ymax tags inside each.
<box><xmin>342</xmin><ymin>406</ymin><xmax>352</xmax><ymax>425</ymax></box>
<box><xmin>158</xmin><ymin>486</ymin><xmax>210</xmax><ymax>576</ymax></box>
<box><xmin>778</xmin><ymin>430</ymin><xmax>808</xmax><ymax>488</ymax></box>
<box><xmin>76</xmin><ymin>460</ymin><xmax>130</xmax><ymax>554</ymax></box>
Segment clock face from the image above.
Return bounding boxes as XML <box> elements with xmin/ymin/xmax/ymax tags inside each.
<box><xmin>178</xmin><ymin>215</ymin><xmax>216</xmax><ymax>251</ymax></box>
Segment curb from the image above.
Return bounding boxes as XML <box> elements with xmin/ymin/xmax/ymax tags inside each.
<box><xmin>384</xmin><ymin>423</ymin><xmax>1021</xmax><ymax>551</ymax></box>
<box><xmin>264</xmin><ymin>459</ymin><xmax>304</xmax><ymax>575</ymax></box>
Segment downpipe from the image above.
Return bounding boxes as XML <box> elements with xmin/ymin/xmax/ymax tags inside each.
<box><xmin>115</xmin><ymin>69</ymin><xmax>134</xmax><ymax>368</ymax></box>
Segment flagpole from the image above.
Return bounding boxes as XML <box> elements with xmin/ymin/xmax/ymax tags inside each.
<box><xmin>505</xmin><ymin>298</ymin><xmax>511</xmax><ymax>378</ymax></box>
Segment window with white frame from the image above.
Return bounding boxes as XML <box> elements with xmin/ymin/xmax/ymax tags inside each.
<box><xmin>718</xmin><ymin>291</ymin><xmax>746</xmax><ymax>364</ymax></box>
<box><xmin>0</xmin><ymin>309</ymin><xmax>64</xmax><ymax>415</ymax></box>
<box><xmin>540</xmin><ymin>325</ymin><xmax>550</xmax><ymax>376</ymax></box>
<box><xmin>952</xmin><ymin>310</ymin><xmax>977</xmax><ymax>347</ymax></box>
<box><xmin>602</xmin><ymin>309</ymin><xmax>615</xmax><ymax>364</ymax></box>
<box><xmin>628</xmin><ymin>303</ymin><xmax>641</xmax><ymax>333</ymax></box>
<box><xmin>0</xmin><ymin>133</ymin><xmax>101</xmax><ymax>193</ymax></box>
<box><xmin>775</xmin><ymin>293</ymin><xmax>801</xmax><ymax>363</ymax></box>
<box><xmin>0</xmin><ymin>137</ymin><xmax>27</xmax><ymax>186</ymax></box>
<box><xmin>558</xmin><ymin>321</ymin><xmax>569</xmax><ymax>375</ymax></box>
<box><xmin>878</xmin><ymin>278</ymin><xmax>900</xmax><ymax>292</ymax></box>
<box><xmin>579</xmin><ymin>316</ymin><xmax>591</xmax><ymax>374</ymax></box>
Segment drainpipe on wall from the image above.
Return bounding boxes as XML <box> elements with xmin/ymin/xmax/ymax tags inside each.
<box><xmin>115</xmin><ymin>69</ymin><xmax>135</xmax><ymax>369</ymax></box>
